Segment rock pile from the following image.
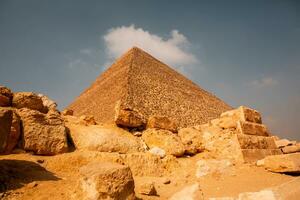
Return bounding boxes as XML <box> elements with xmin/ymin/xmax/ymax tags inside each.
<box><xmin>0</xmin><ymin>86</ymin><xmax>68</xmax><ymax>155</ymax></box>
<box><xmin>194</xmin><ymin>106</ymin><xmax>282</xmax><ymax>163</ymax></box>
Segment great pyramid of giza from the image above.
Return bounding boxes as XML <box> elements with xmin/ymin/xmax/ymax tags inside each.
<box><xmin>67</xmin><ymin>47</ymin><xmax>231</xmax><ymax>128</ymax></box>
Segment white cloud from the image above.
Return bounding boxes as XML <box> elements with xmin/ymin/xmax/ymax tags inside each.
<box><xmin>103</xmin><ymin>25</ymin><xmax>198</xmax><ymax>67</ymax></box>
<box><xmin>250</xmin><ymin>76</ymin><xmax>279</xmax><ymax>88</ymax></box>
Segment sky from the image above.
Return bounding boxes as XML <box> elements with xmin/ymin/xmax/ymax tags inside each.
<box><xmin>0</xmin><ymin>0</ymin><xmax>299</xmax><ymax>140</ymax></box>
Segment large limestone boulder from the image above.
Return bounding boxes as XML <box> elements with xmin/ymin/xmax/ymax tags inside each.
<box><xmin>0</xmin><ymin>108</ymin><xmax>13</xmax><ymax>153</ymax></box>
<box><xmin>3</xmin><ymin>108</ymin><xmax>21</xmax><ymax>154</ymax></box>
<box><xmin>0</xmin><ymin>86</ymin><xmax>13</xmax><ymax>107</ymax></box>
<box><xmin>282</xmin><ymin>144</ymin><xmax>300</xmax><ymax>154</ymax></box>
<box><xmin>37</xmin><ymin>93</ymin><xmax>58</xmax><ymax>112</ymax></box>
<box><xmin>12</xmin><ymin>92</ymin><xmax>48</xmax><ymax>113</ymax></box>
<box><xmin>262</xmin><ymin>153</ymin><xmax>300</xmax><ymax>173</ymax></box>
<box><xmin>66</xmin><ymin>122</ymin><xmax>144</xmax><ymax>153</ymax></box>
<box><xmin>142</xmin><ymin>128</ymin><xmax>185</xmax><ymax>157</ymax></box>
<box><xmin>178</xmin><ymin>127</ymin><xmax>204</xmax><ymax>155</ymax></box>
<box><xmin>221</xmin><ymin>106</ymin><xmax>262</xmax><ymax>124</ymax></box>
<box><xmin>147</xmin><ymin>116</ymin><xmax>177</xmax><ymax>133</ymax></box>
<box><xmin>115</xmin><ymin>102</ymin><xmax>146</xmax><ymax>128</ymax></box>
<box><xmin>17</xmin><ymin>108</ymin><xmax>68</xmax><ymax>155</ymax></box>
<box><xmin>78</xmin><ymin>162</ymin><xmax>135</xmax><ymax>200</ymax></box>
<box><xmin>275</xmin><ymin>139</ymin><xmax>296</xmax><ymax>148</ymax></box>
<box><xmin>237</xmin><ymin>121</ymin><xmax>269</xmax><ymax>136</ymax></box>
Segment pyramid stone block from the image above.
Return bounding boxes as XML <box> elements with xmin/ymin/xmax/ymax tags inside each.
<box><xmin>220</xmin><ymin>106</ymin><xmax>262</xmax><ymax>124</ymax></box>
<box><xmin>236</xmin><ymin>134</ymin><xmax>277</xmax><ymax>149</ymax></box>
<box><xmin>237</xmin><ymin>121</ymin><xmax>269</xmax><ymax>136</ymax></box>
<box><xmin>67</xmin><ymin>47</ymin><xmax>231</xmax><ymax>128</ymax></box>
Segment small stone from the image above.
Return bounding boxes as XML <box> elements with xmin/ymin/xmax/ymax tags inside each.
<box><xmin>137</xmin><ymin>182</ymin><xmax>157</xmax><ymax>196</ymax></box>
<box><xmin>149</xmin><ymin>147</ymin><xmax>166</xmax><ymax>158</ymax></box>
<box><xmin>36</xmin><ymin>159</ymin><xmax>45</xmax><ymax>164</ymax></box>
<box><xmin>162</xmin><ymin>178</ymin><xmax>171</xmax><ymax>184</ymax></box>
<box><xmin>28</xmin><ymin>181</ymin><xmax>38</xmax><ymax>188</ymax></box>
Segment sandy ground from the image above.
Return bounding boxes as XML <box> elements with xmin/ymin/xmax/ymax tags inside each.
<box><xmin>0</xmin><ymin>151</ymin><xmax>296</xmax><ymax>200</ymax></box>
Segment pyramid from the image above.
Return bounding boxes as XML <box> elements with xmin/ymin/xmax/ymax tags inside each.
<box><xmin>67</xmin><ymin>47</ymin><xmax>232</xmax><ymax>128</ymax></box>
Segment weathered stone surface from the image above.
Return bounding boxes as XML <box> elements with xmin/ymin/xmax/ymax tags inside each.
<box><xmin>79</xmin><ymin>115</ymin><xmax>97</xmax><ymax>125</ymax></box>
<box><xmin>62</xmin><ymin>109</ymin><xmax>73</xmax><ymax>116</ymax></box>
<box><xmin>66</xmin><ymin>123</ymin><xmax>144</xmax><ymax>153</ymax></box>
<box><xmin>237</xmin><ymin>121</ymin><xmax>269</xmax><ymax>136</ymax></box>
<box><xmin>37</xmin><ymin>93</ymin><xmax>57</xmax><ymax>111</ymax></box>
<box><xmin>136</xmin><ymin>181</ymin><xmax>157</xmax><ymax>196</ymax></box>
<box><xmin>0</xmin><ymin>108</ymin><xmax>13</xmax><ymax>153</ymax></box>
<box><xmin>17</xmin><ymin>108</ymin><xmax>68</xmax><ymax>155</ymax></box>
<box><xmin>12</xmin><ymin>92</ymin><xmax>47</xmax><ymax>113</ymax></box>
<box><xmin>281</xmin><ymin>144</ymin><xmax>300</xmax><ymax>154</ymax></box>
<box><xmin>4</xmin><ymin>109</ymin><xmax>21</xmax><ymax>154</ymax></box>
<box><xmin>0</xmin><ymin>86</ymin><xmax>13</xmax><ymax>107</ymax></box>
<box><xmin>79</xmin><ymin>162</ymin><xmax>135</xmax><ymax>200</ymax></box>
<box><xmin>221</xmin><ymin>106</ymin><xmax>262</xmax><ymax>124</ymax></box>
<box><xmin>149</xmin><ymin>147</ymin><xmax>166</xmax><ymax>158</ymax></box>
<box><xmin>275</xmin><ymin>139</ymin><xmax>296</xmax><ymax>148</ymax></box>
<box><xmin>241</xmin><ymin>149</ymin><xmax>282</xmax><ymax>163</ymax></box>
<box><xmin>196</xmin><ymin>159</ymin><xmax>233</xmax><ymax>177</ymax></box>
<box><xmin>178</xmin><ymin>127</ymin><xmax>204</xmax><ymax>155</ymax></box>
<box><xmin>210</xmin><ymin>117</ymin><xmax>238</xmax><ymax>129</ymax></box>
<box><xmin>263</xmin><ymin>153</ymin><xmax>300</xmax><ymax>173</ymax></box>
<box><xmin>0</xmin><ymin>94</ymin><xmax>10</xmax><ymax>107</ymax></box>
<box><xmin>169</xmin><ymin>183</ymin><xmax>203</xmax><ymax>200</ymax></box>
<box><xmin>115</xmin><ymin>103</ymin><xmax>146</xmax><ymax>128</ymax></box>
<box><xmin>147</xmin><ymin>116</ymin><xmax>177</xmax><ymax>132</ymax></box>
<box><xmin>237</xmin><ymin>134</ymin><xmax>277</xmax><ymax>149</ymax></box>
<box><xmin>275</xmin><ymin>177</ymin><xmax>300</xmax><ymax>200</ymax></box>
<box><xmin>142</xmin><ymin>128</ymin><xmax>185</xmax><ymax>157</ymax></box>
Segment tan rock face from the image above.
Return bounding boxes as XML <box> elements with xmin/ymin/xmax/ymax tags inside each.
<box><xmin>0</xmin><ymin>86</ymin><xmax>13</xmax><ymax>107</ymax></box>
<box><xmin>237</xmin><ymin>134</ymin><xmax>277</xmax><ymax>149</ymax></box>
<box><xmin>237</xmin><ymin>121</ymin><xmax>269</xmax><ymax>136</ymax></box>
<box><xmin>37</xmin><ymin>93</ymin><xmax>57</xmax><ymax>111</ymax></box>
<box><xmin>62</xmin><ymin>109</ymin><xmax>74</xmax><ymax>116</ymax></box>
<box><xmin>4</xmin><ymin>109</ymin><xmax>21</xmax><ymax>154</ymax></box>
<box><xmin>0</xmin><ymin>108</ymin><xmax>13</xmax><ymax>153</ymax></box>
<box><xmin>178</xmin><ymin>127</ymin><xmax>204</xmax><ymax>155</ymax></box>
<box><xmin>13</xmin><ymin>92</ymin><xmax>47</xmax><ymax>113</ymax></box>
<box><xmin>115</xmin><ymin>106</ymin><xmax>146</xmax><ymax>128</ymax></box>
<box><xmin>79</xmin><ymin>115</ymin><xmax>97</xmax><ymax>125</ymax></box>
<box><xmin>147</xmin><ymin>116</ymin><xmax>177</xmax><ymax>132</ymax></box>
<box><xmin>79</xmin><ymin>162</ymin><xmax>135</xmax><ymax>200</ymax></box>
<box><xmin>17</xmin><ymin>108</ymin><xmax>68</xmax><ymax>155</ymax></box>
<box><xmin>0</xmin><ymin>95</ymin><xmax>10</xmax><ymax>107</ymax></box>
<box><xmin>275</xmin><ymin>139</ymin><xmax>296</xmax><ymax>148</ymax></box>
<box><xmin>66</xmin><ymin>123</ymin><xmax>144</xmax><ymax>153</ymax></box>
<box><xmin>221</xmin><ymin>106</ymin><xmax>262</xmax><ymax>124</ymax></box>
<box><xmin>263</xmin><ymin>153</ymin><xmax>300</xmax><ymax>173</ymax></box>
<box><xmin>281</xmin><ymin>144</ymin><xmax>300</xmax><ymax>154</ymax></box>
<box><xmin>142</xmin><ymin>129</ymin><xmax>185</xmax><ymax>157</ymax></box>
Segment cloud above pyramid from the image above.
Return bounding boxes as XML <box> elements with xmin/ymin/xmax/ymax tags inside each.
<box><xmin>103</xmin><ymin>25</ymin><xmax>198</xmax><ymax>67</ymax></box>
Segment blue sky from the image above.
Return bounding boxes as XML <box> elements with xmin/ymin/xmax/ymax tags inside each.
<box><xmin>0</xmin><ymin>0</ymin><xmax>299</xmax><ymax>140</ymax></box>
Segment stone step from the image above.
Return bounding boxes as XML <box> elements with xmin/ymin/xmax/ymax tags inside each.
<box><xmin>220</xmin><ymin>106</ymin><xmax>262</xmax><ymax>124</ymax></box>
<box><xmin>236</xmin><ymin>134</ymin><xmax>277</xmax><ymax>149</ymax></box>
<box><xmin>241</xmin><ymin>149</ymin><xmax>282</xmax><ymax>163</ymax></box>
<box><xmin>237</xmin><ymin>121</ymin><xmax>269</xmax><ymax>136</ymax></box>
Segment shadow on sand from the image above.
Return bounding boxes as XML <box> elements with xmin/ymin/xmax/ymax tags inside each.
<box><xmin>0</xmin><ymin>159</ymin><xmax>60</xmax><ymax>192</ymax></box>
